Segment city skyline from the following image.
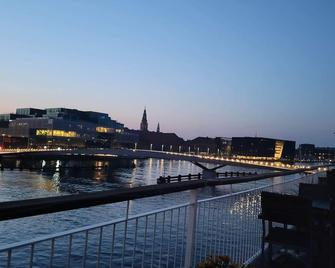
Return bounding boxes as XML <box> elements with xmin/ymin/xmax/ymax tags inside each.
<box><xmin>0</xmin><ymin>105</ymin><xmax>331</xmax><ymax>148</ymax></box>
<box><xmin>0</xmin><ymin>1</ymin><xmax>334</xmax><ymax>146</ymax></box>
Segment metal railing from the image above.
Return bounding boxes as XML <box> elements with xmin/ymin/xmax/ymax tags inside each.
<box><xmin>0</xmin><ymin>171</ymin><xmax>324</xmax><ymax>268</ymax></box>
<box><xmin>157</xmin><ymin>172</ymin><xmax>258</xmax><ymax>184</ymax></box>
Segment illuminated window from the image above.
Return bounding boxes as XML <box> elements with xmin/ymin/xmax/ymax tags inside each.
<box><xmin>96</xmin><ymin>127</ymin><xmax>112</xmax><ymax>133</ymax></box>
<box><xmin>36</xmin><ymin>129</ymin><xmax>52</xmax><ymax>136</ymax></box>
<box><xmin>274</xmin><ymin>141</ymin><xmax>284</xmax><ymax>159</ymax></box>
<box><xmin>36</xmin><ymin>129</ymin><xmax>78</xmax><ymax>138</ymax></box>
<box><xmin>52</xmin><ymin>130</ymin><xmax>77</xmax><ymax>137</ymax></box>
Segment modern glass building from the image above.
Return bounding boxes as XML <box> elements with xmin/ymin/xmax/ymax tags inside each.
<box><xmin>231</xmin><ymin>137</ymin><xmax>296</xmax><ymax>161</ymax></box>
<box><xmin>0</xmin><ymin>108</ymin><xmax>129</xmax><ymax>149</ymax></box>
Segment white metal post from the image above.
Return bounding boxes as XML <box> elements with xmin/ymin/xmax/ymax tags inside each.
<box><xmin>184</xmin><ymin>189</ymin><xmax>198</xmax><ymax>268</ymax></box>
<box><xmin>121</xmin><ymin>200</ymin><xmax>130</xmax><ymax>268</ymax></box>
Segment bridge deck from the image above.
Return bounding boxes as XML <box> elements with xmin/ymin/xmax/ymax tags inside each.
<box><xmin>0</xmin><ymin>148</ymin><xmax>301</xmax><ymax>171</ymax></box>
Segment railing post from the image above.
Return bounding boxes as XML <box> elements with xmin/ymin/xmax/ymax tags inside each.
<box><xmin>184</xmin><ymin>189</ymin><xmax>198</xmax><ymax>268</ymax></box>
<box><xmin>121</xmin><ymin>200</ymin><xmax>130</xmax><ymax>268</ymax></box>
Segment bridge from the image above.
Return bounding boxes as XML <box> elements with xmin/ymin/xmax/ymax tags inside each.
<box><xmin>0</xmin><ymin>148</ymin><xmax>310</xmax><ymax>171</ymax></box>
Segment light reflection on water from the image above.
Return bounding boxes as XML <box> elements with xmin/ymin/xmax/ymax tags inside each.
<box><xmin>0</xmin><ymin>158</ymin><xmax>291</xmax><ymax>248</ymax></box>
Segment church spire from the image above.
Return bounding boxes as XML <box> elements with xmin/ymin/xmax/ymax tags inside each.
<box><xmin>140</xmin><ymin>107</ymin><xmax>148</xmax><ymax>132</ymax></box>
<box><xmin>156</xmin><ymin>122</ymin><xmax>160</xmax><ymax>133</ymax></box>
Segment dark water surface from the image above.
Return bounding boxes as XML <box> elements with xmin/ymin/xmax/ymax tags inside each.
<box><xmin>0</xmin><ymin>158</ymin><xmax>308</xmax><ymax>267</ymax></box>
<box><xmin>0</xmin><ymin>158</ymin><xmax>271</xmax><ymax>246</ymax></box>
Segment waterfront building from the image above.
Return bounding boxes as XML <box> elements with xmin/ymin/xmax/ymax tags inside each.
<box><xmin>16</xmin><ymin>108</ymin><xmax>46</xmax><ymax>117</ymax></box>
<box><xmin>140</xmin><ymin>108</ymin><xmax>148</xmax><ymax>132</ymax></box>
<box><xmin>184</xmin><ymin>137</ymin><xmax>231</xmax><ymax>155</ymax></box>
<box><xmin>139</xmin><ymin>131</ymin><xmax>184</xmax><ymax>150</ymax></box>
<box><xmin>231</xmin><ymin>137</ymin><xmax>296</xmax><ymax>161</ymax></box>
<box><xmin>297</xmin><ymin>143</ymin><xmax>315</xmax><ymax>160</ymax></box>
<box><xmin>0</xmin><ymin>107</ymin><xmax>132</xmax><ymax>149</ymax></box>
<box><xmin>127</xmin><ymin>128</ymin><xmax>184</xmax><ymax>151</ymax></box>
<box><xmin>185</xmin><ymin>137</ymin><xmax>216</xmax><ymax>154</ymax></box>
<box><xmin>0</xmin><ymin>113</ymin><xmax>29</xmax><ymax>121</ymax></box>
<box><xmin>315</xmin><ymin>147</ymin><xmax>335</xmax><ymax>160</ymax></box>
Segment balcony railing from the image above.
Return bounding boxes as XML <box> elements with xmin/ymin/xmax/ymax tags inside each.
<box><xmin>0</xmin><ymin>171</ymin><xmax>323</xmax><ymax>268</ymax></box>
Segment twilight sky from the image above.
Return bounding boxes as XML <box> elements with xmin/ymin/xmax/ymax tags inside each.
<box><xmin>0</xmin><ymin>1</ymin><xmax>334</xmax><ymax>146</ymax></box>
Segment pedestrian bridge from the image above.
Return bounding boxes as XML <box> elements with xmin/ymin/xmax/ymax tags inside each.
<box><xmin>0</xmin><ymin>147</ymin><xmax>311</xmax><ymax>171</ymax></box>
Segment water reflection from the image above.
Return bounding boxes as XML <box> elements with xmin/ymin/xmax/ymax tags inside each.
<box><xmin>0</xmin><ymin>158</ymin><xmax>274</xmax><ymax>246</ymax></box>
<box><xmin>0</xmin><ymin>158</ymin><xmax>268</xmax><ymax>198</ymax></box>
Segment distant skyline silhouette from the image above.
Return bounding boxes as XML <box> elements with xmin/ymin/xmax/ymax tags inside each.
<box><xmin>0</xmin><ymin>1</ymin><xmax>334</xmax><ymax>146</ymax></box>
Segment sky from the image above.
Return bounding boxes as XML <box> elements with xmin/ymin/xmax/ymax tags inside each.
<box><xmin>0</xmin><ymin>1</ymin><xmax>334</xmax><ymax>146</ymax></box>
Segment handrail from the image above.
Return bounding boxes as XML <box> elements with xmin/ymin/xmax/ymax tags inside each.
<box><xmin>157</xmin><ymin>171</ymin><xmax>259</xmax><ymax>183</ymax></box>
<box><xmin>0</xmin><ymin>167</ymin><xmax>321</xmax><ymax>222</ymax></box>
<box><xmin>158</xmin><ymin>171</ymin><xmax>258</xmax><ymax>180</ymax></box>
<box><xmin>0</xmin><ymin>171</ymin><xmax>315</xmax><ymax>253</ymax></box>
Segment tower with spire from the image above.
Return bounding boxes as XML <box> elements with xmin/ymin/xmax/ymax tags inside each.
<box><xmin>156</xmin><ymin>122</ymin><xmax>160</xmax><ymax>133</ymax></box>
<box><xmin>140</xmin><ymin>107</ymin><xmax>148</xmax><ymax>132</ymax></box>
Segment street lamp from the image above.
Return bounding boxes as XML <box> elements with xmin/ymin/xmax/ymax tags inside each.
<box><xmin>150</xmin><ymin>144</ymin><xmax>153</xmax><ymax>150</ymax></box>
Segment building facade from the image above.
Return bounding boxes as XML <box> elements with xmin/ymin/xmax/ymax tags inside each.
<box><xmin>315</xmin><ymin>147</ymin><xmax>335</xmax><ymax>160</ymax></box>
<box><xmin>297</xmin><ymin>144</ymin><xmax>316</xmax><ymax>160</ymax></box>
<box><xmin>231</xmin><ymin>137</ymin><xmax>296</xmax><ymax>161</ymax></box>
<box><xmin>0</xmin><ymin>108</ymin><xmax>131</xmax><ymax>149</ymax></box>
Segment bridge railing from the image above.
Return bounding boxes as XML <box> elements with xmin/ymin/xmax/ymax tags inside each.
<box><xmin>157</xmin><ymin>171</ymin><xmax>258</xmax><ymax>184</ymax></box>
<box><xmin>0</xmin><ymin>170</ymin><xmax>324</xmax><ymax>268</ymax></box>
